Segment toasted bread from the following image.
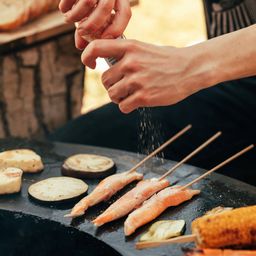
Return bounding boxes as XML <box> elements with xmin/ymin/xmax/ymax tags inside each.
<box><xmin>0</xmin><ymin>167</ymin><xmax>23</xmax><ymax>194</ymax></box>
<box><xmin>0</xmin><ymin>149</ymin><xmax>44</xmax><ymax>173</ymax></box>
<box><xmin>0</xmin><ymin>0</ymin><xmax>59</xmax><ymax>31</ymax></box>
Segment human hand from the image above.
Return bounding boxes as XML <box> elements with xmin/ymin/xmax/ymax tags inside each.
<box><xmin>59</xmin><ymin>0</ymin><xmax>132</xmax><ymax>50</ymax></box>
<box><xmin>81</xmin><ymin>39</ymin><xmax>212</xmax><ymax>113</ymax></box>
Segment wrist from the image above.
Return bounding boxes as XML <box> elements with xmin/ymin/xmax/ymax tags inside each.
<box><xmin>184</xmin><ymin>43</ymin><xmax>219</xmax><ymax>93</ymax></box>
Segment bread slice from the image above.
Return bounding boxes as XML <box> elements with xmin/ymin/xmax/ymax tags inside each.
<box><xmin>0</xmin><ymin>0</ymin><xmax>59</xmax><ymax>31</ymax></box>
<box><xmin>0</xmin><ymin>167</ymin><xmax>23</xmax><ymax>195</ymax></box>
<box><xmin>0</xmin><ymin>149</ymin><xmax>44</xmax><ymax>173</ymax></box>
<box><xmin>0</xmin><ymin>0</ymin><xmax>28</xmax><ymax>31</ymax></box>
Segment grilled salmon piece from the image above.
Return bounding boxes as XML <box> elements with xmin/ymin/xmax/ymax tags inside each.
<box><xmin>65</xmin><ymin>171</ymin><xmax>143</xmax><ymax>218</ymax></box>
<box><xmin>125</xmin><ymin>186</ymin><xmax>200</xmax><ymax>236</ymax></box>
<box><xmin>92</xmin><ymin>178</ymin><xmax>170</xmax><ymax>226</ymax></box>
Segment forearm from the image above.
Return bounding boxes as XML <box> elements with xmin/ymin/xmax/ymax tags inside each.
<box><xmin>189</xmin><ymin>24</ymin><xmax>256</xmax><ymax>91</ymax></box>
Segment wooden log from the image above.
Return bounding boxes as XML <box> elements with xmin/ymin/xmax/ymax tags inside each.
<box><xmin>0</xmin><ymin>33</ymin><xmax>84</xmax><ymax>139</ymax></box>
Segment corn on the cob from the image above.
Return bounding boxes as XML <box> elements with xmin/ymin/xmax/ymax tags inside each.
<box><xmin>192</xmin><ymin>205</ymin><xmax>256</xmax><ymax>249</ymax></box>
<box><xmin>183</xmin><ymin>248</ymin><xmax>256</xmax><ymax>256</ymax></box>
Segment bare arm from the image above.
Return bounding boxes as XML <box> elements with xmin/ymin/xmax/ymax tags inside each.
<box><xmin>191</xmin><ymin>24</ymin><xmax>256</xmax><ymax>90</ymax></box>
<box><xmin>81</xmin><ymin>24</ymin><xmax>256</xmax><ymax>113</ymax></box>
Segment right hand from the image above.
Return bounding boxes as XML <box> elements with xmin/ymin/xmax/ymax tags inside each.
<box><xmin>59</xmin><ymin>0</ymin><xmax>132</xmax><ymax>50</ymax></box>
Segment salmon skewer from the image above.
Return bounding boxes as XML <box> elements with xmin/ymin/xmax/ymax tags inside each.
<box><xmin>65</xmin><ymin>171</ymin><xmax>143</xmax><ymax>218</ymax></box>
<box><xmin>124</xmin><ymin>186</ymin><xmax>200</xmax><ymax>236</ymax></box>
<box><xmin>92</xmin><ymin>132</ymin><xmax>222</xmax><ymax>226</ymax></box>
<box><xmin>65</xmin><ymin>125</ymin><xmax>192</xmax><ymax>218</ymax></box>
<box><xmin>92</xmin><ymin>178</ymin><xmax>170</xmax><ymax>226</ymax></box>
<box><xmin>135</xmin><ymin>145</ymin><xmax>254</xmax><ymax>250</ymax></box>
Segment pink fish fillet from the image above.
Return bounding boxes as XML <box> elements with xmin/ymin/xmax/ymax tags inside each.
<box><xmin>124</xmin><ymin>186</ymin><xmax>200</xmax><ymax>236</ymax></box>
<box><xmin>65</xmin><ymin>171</ymin><xmax>143</xmax><ymax>218</ymax></box>
<box><xmin>92</xmin><ymin>178</ymin><xmax>170</xmax><ymax>227</ymax></box>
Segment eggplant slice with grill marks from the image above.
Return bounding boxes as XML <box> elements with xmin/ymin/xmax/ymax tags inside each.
<box><xmin>61</xmin><ymin>154</ymin><xmax>116</xmax><ymax>179</ymax></box>
<box><xmin>28</xmin><ymin>177</ymin><xmax>88</xmax><ymax>203</ymax></box>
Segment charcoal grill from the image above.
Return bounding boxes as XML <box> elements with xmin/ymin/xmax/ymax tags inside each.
<box><xmin>0</xmin><ymin>139</ymin><xmax>255</xmax><ymax>256</ymax></box>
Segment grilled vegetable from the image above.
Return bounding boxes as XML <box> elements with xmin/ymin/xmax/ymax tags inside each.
<box><xmin>192</xmin><ymin>205</ymin><xmax>256</xmax><ymax>249</ymax></box>
<box><xmin>140</xmin><ymin>220</ymin><xmax>186</xmax><ymax>242</ymax></box>
<box><xmin>62</xmin><ymin>154</ymin><xmax>116</xmax><ymax>179</ymax></box>
<box><xmin>0</xmin><ymin>167</ymin><xmax>23</xmax><ymax>195</ymax></box>
<box><xmin>28</xmin><ymin>177</ymin><xmax>88</xmax><ymax>203</ymax></box>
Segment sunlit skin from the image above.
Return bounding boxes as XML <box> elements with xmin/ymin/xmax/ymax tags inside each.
<box><xmin>59</xmin><ymin>0</ymin><xmax>131</xmax><ymax>49</ymax></box>
<box><xmin>59</xmin><ymin>1</ymin><xmax>256</xmax><ymax>114</ymax></box>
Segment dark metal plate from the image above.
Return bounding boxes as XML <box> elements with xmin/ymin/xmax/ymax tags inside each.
<box><xmin>0</xmin><ymin>139</ymin><xmax>255</xmax><ymax>256</ymax></box>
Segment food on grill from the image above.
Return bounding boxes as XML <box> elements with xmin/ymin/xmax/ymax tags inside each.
<box><xmin>0</xmin><ymin>167</ymin><xmax>23</xmax><ymax>195</ymax></box>
<box><xmin>125</xmin><ymin>186</ymin><xmax>200</xmax><ymax>236</ymax></box>
<box><xmin>65</xmin><ymin>126</ymin><xmax>194</xmax><ymax>218</ymax></box>
<box><xmin>204</xmin><ymin>206</ymin><xmax>233</xmax><ymax>216</ymax></box>
<box><xmin>136</xmin><ymin>205</ymin><xmax>256</xmax><ymax>250</ymax></box>
<box><xmin>92</xmin><ymin>178</ymin><xmax>170</xmax><ymax>227</ymax></box>
<box><xmin>28</xmin><ymin>177</ymin><xmax>88</xmax><ymax>203</ymax></box>
<box><xmin>65</xmin><ymin>171</ymin><xmax>143</xmax><ymax>218</ymax></box>
<box><xmin>183</xmin><ymin>248</ymin><xmax>256</xmax><ymax>256</ymax></box>
<box><xmin>62</xmin><ymin>154</ymin><xmax>116</xmax><ymax>179</ymax></box>
<box><xmin>139</xmin><ymin>220</ymin><xmax>186</xmax><ymax>242</ymax></box>
<box><xmin>0</xmin><ymin>0</ymin><xmax>60</xmax><ymax>31</ymax></box>
<box><xmin>0</xmin><ymin>149</ymin><xmax>44</xmax><ymax>173</ymax></box>
<box><xmin>192</xmin><ymin>205</ymin><xmax>256</xmax><ymax>249</ymax></box>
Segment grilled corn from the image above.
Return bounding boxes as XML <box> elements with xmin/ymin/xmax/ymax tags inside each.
<box><xmin>192</xmin><ymin>205</ymin><xmax>256</xmax><ymax>248</ymax></box>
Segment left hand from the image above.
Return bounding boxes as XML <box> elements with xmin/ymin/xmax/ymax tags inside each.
<box><xmin>81</xmin><ymin>39</ymin><xmax>209</xmax><ymax>113</ymax></box>
<box><xmin>59</xmin><ymin>0</ymin><xmax>131</xmax><ymax>50</ymax></box>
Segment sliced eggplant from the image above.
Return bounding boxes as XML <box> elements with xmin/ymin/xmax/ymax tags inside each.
<box><xmin>28</xmin><ymin>177</ymin><xmax>88</xmax><ymax>203</ymax></box>
<box><xmin>62</xmin><ymin>154</ymin><xmax>116</xmax><ymax>179</ymax></box>
<box><xmin>139</xmin><ymin>220</ymin><xmax>186</xmax><ymax>242</ymax></box>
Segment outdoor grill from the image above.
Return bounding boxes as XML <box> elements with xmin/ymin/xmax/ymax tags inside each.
<box><xmin>0</xmin><ymin>139</ymin><xmax>255</xmax><ymax>256</ymax></box>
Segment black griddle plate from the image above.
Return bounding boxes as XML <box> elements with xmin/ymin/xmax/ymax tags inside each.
<box><xmin>0</xmin><ymin>139</ymin><xmax>255</xmax><ymax>256</ymax></box>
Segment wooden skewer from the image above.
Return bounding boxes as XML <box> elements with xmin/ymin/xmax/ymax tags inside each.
<box><xmin>158</xmin><ymin>131</ymin><xmax>222</xmax><ymax>181</ymax></box>
<box><xmin>136</xmin><ymin>234</ymin><xmax>196</xmax><ymax>250</ymax></box>
<box><xmin>136</xmin><ymin>144</ymin><xmax>254</xmax><ymax>250</ymax></box>
<box><xmin>181</xmin><ymin>144</ymin><xmax>254</xmax><ymax>190</ymax></box>
<box><xmin>127</xmin><ymin>124</ymin><xmax>192</xmax><ymax>174</ymax></box>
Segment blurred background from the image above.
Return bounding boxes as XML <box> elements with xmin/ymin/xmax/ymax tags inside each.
<box><xmin>83</xmin><ymin>0</ymin><xmax>207</xmax><ymax>113</ymax></box>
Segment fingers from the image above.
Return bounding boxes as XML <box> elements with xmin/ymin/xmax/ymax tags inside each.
<box><xmin>102</xmin><ymin>0</ymin><xmax>132</xmax><ymax>38</ymax></box>
<box><xmin>75</xmin><ymin>29</ymin><xmax>88</xmax><ymax>50</ymax></box>
<box><xmin>119</xmin><ymin>92</ymin><xmax>144</xmax><ymax>114</ymax></box>
<box><xmin>81</xmin><ymin>39</ymin><xmax>127</xmax><ymax>68</ymax></box>
<box><xmin>102</xmin><ymin>70</ymin><xmax>123</xmax><ymax>90</ymax></box>
<box><xmin>107</xmin><ymin>79</ymin><xmax>130</xmax><ymax>104</ymax></box>
<box><xmin>59</xmin><ymin>0</ymin><xmax>77</xmax><ymax>13</ymax></box>
<box><xmin>64</xmin><ymin>0</ymin><xmax>98</xmax><ymax>22</ymax></box>
<box><xmin>77</xmin><ymin>0</ymin><xmax>115</xmax><ymax>36</ymax></box>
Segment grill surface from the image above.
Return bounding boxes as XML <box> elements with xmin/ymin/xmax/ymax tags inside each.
<box><xmin>0</xmin><ymin>139</ymin><xmax>255</xmax><ymax>256</ymax></box>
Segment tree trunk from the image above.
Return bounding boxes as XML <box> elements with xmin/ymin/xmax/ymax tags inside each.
<box><xmin>0</xmin><ymin>33</ymin><xmax>84</xmax><ymax>139</ymax></box>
